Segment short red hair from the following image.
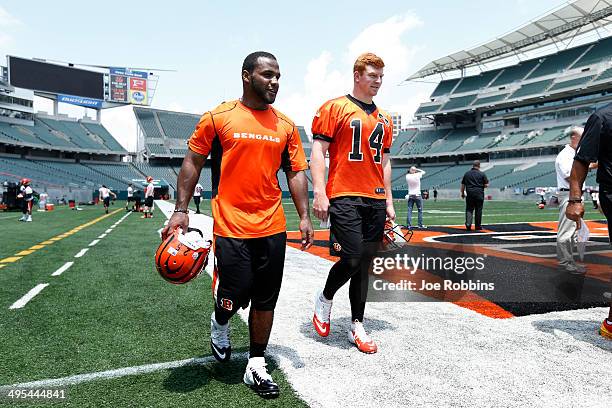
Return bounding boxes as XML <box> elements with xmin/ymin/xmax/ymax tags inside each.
<box><xmin>353</xmin><ymin>53</ymin><xmax>385</xmax><ymax>74</ymax></box>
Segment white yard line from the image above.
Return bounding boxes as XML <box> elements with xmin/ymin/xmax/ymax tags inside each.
<box><xmin>51</xmin><ymin>262</ymin><xmax>74</xmax><ymax>277</ymax></box>
<box><xmin>88</xmin><ymin>239</ymin><xmax>100</xmax><ymax>247</ymax></box>
<box><xmin>74</xmin><ymin>248</ymin><xmax>89</xmax><ymax>258</ymax></box>
<box><xmin>0</xmin><ymin>352</ymin><xmax>248</xmax><ymax>389</ymax></box>
<box><xmin>9</xmin><ymin>284</ymin><xmax>49</xmax><ymax>310</ymax></box>
<box><xmin>97</xmin><ymin>233</ymin><xmax>107</xmax><ymax>239</ymax></box>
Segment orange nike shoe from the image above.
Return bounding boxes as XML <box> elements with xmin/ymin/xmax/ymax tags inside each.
<box><xmin>599</xmin><ymin>319</ymin><xmax>612</xmax><ymax>340</ymax></box>
<box><xmin>313</xmin><ymin>290</ymin><xmax>332</xmax><ymax>337</ymax></box>
<box><xmin>348</xmin><ymin>320</ymin><xmax>378</xmax><ymax>354</ymax></box>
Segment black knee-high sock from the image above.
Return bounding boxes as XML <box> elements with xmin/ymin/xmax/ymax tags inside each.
<box><xmin>323</xmin><ymin>257</ymin><xmax>361</xmax><ymax>300</ymax></box>
<box><xmin>349</xmin><ymin>242</ymin><xmax>379</xmax><ymax>321</ymax></box>
<box><xmin>349</xmin><ymin>272</ymin><xmax>367</xmax><ymax>321</ymax></box>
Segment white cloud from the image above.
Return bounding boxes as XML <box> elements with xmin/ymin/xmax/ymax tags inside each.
<box><xmin>278</xmin><ymin>12</ymin><xmax>426</xmax><ymax>130</ymax></box>
<box><xmin>0</xmin><ymin>6</ymin><xmax>21</xmax><ymax>26</ymax></box>
<box><xmin>0</xmin><ymin>6</ymin><xmax>22</xmax><ymax>47</ymax></box>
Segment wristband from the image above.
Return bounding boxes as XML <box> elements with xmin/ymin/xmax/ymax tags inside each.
<box><xmin>568</xmin><ymin>198</ymin><xmax>582</xmax><ymax>203</ymax></box>
<box><xmin>174</xmin><ymin>208</ymin><xmax>189</xmax><ymax>214</ymax></box>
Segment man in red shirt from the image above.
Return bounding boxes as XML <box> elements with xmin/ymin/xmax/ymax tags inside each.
<box><xmin>162</xmin><ymin>51</ymin><xmax>313</xmax><ymax>398</ymax></box>
<box><xmin>310</xmin><ymin>53</ymin><xmax>394</xmax><ymax>354</ymax></box>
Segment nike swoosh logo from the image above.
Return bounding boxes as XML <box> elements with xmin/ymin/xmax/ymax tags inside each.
<box><xmin>313</xmin><ymin>316</ymin><xmax>327</xmax><ymax>333</ymax></box>
<box><xmin>253</xmin><ymin>372</ymin><xmax>262</xmax><ymax>386</ymax></box>
<box><xmin>211</xmin><ymin>342</ymin><xmax>226</xmax><ymax>359</ymax></box>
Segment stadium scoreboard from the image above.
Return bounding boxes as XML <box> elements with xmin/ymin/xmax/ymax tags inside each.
<box><xmin>9</xmin><ymin>56</ymin><xmax>104</xmax><ymax>100</ymax></box>
<box><xmin>108</xmin><ymin>67</ymin><xmax>148</xmax><ymax>105</ymax></box>
<box><xmin>7</xmin><ymin>56</ymin><xmax>153</xmax><ymax>107</ymax></box>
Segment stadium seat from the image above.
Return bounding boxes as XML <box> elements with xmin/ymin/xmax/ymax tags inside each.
<box><xmin>525</xmin><ymin>44</ymin><xmax>591</xmax><ymax>79</ymax></box>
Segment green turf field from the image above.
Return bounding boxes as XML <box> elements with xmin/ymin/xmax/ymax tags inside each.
<box><xmin>0</xmin><ymin>203</ymin><xmax>307</xmax><ymax>407</ymax></box>
<box><xmin>0</xmin><ymin>199</ymin><xmax>606</xmax><ymax>407</ymax></box>
<box><xmin>192</xmin><ymin>198</ymin><xmax>606</xmax><ymax>231</ymax></box>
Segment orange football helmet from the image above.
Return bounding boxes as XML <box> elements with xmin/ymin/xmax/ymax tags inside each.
<box><xmin>155</xmin><ymin>228</ymin><xmax>212</xmax><ymax>284</ymax></box>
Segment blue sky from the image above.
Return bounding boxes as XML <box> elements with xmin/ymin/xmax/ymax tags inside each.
<box><xmin>0</xmin><ymin>0</ymin><xmax>565</xmax><ymax>150</ymax></box>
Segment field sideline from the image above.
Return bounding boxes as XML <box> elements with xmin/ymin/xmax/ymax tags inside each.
<box><xmin>0</xmin><ymin>200</ymin><xmax>608</xmax><ymax>407</ymax></box>
<box><xmin>192</xmin><ymin>198</ymin><xmax>606</xmax><ymax>231</ymax></box>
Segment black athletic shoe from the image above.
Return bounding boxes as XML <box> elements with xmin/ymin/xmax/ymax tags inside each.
<box><xmin>243</xmin><ymin>357</ymin><xmax>279</xmax><ymax>399</ymax></box>
<box><xmin>210</xmin><ymin>312</ymin><xmax>231</xmax><ymax>362</ymax></box>
<box><xmin>465</xmin><ymin>224</ymin><xmax>472</xmax><ymax>231</ymax></box>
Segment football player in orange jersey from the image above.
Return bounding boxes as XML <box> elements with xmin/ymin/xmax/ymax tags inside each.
<box><xmin>311</xmin><ymin>52</ymin><xmax>394</xmax><ymax>354</ymax></box>
<box><xmin>161</xmin><ymin>51</ymin><xmax>313</xmax><ymax>398</ymax></box>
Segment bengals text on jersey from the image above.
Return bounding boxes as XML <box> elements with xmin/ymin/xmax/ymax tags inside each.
<box><xmin>188</xmin><ymin>100</ymin><xmax>308</xmax><ymax>239</ymax></box>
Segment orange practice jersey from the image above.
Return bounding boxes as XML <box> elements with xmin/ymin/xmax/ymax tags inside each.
<box><xmin>311</xmin><ymin>95</ymin><xmax>393</xmax><ymax>199</ymax></box>
<box><xmin>188</xmin><ymin>100</ymin><xmax>308</xmax><ymax>239</ymax></box>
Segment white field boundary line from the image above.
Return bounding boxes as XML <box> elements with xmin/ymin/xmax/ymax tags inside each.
<box><xmin>7</xmin><ymin>211</ymin><xmax>130</xmax><ymax>310</ymax></box>
<box><xmin>0</xmin><ymin>352</ymin><xmax>249</xmax><ymax>390</ymax></box>
<box><xmin>9</xmin><ymin>284</ymin><xmax>49</xmax><ymax>309</ymax></box>
<box><xmin>51</xmin><ymin>262</ymin><xmax>74</xmax><ymax>277</ymax></box>
<box><xmin>74</xmin><ymin>248</ymin><xmax>89</xmax><ymax>258</ymax></box>
<box><xmin>98</xmin><ymin>233</ymin><xmax>107</xmax><ymax>239</ymax></box>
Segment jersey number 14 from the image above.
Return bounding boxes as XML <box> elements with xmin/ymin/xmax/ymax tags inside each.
<box><xmin>349</xmin><ymin>119</ymin><xmax>384</xmax><ymax>163</ymax></box>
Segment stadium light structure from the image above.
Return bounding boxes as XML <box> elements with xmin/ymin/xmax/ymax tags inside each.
<box><xmin>406</xmin><ymin>0</ymin><xmax>612</xmax><ymax>81</ymax></box>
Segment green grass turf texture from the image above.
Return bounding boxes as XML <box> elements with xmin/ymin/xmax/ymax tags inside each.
<box><xmin>0</xmin><ymin>202</ymin><xmax>307</xmax><ymax>407</ymax></box>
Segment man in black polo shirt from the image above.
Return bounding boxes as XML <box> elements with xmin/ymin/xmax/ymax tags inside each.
<box><xmin>566</xmin><ymin>103</ymin><xmax>612</xmax><ymax>340</ymax></box>
<box><xmin>460</xmin><ymin>160</ymin><xmax>489</xmax><ymax>231</ymax></box>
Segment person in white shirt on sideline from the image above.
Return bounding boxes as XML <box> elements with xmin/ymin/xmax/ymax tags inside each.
<box><xmin>126</xmin><ymin>182</ymin><xmax>136</xmax><ymax>212</ymax></box>
<box><xmin>143</xmin><ymin>176</ymin><xmax>155</xmax><ymax>219</ymax></box>
<box><xmin>18</xmin><ymin>178</ymin><xmax>34</xmax><ymax>222</ymax></box>
<box><xmin>405</xmin><ymin>166</ymin><xmax>426</xmax><ymax>229</ymax></box>
<box><xmin>555</xmin><ymin>125</ymin><xmax>589</xmax><ymax>274</ymax></box>
<box><xmin>98</xmin><ymin>185</ymin><xmax>116</xmax><ymax>214</ymax></box>
<box><xmin>193</xmin><ymin>183</ymin><xmax>203</xmax><ymax>214</ymax></box>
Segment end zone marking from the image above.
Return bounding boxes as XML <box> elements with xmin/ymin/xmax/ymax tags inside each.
<box><xmin>88</xmin><ymin>239</ymin><xmax>100</xmax><ymax>247</ymax></box>
<box><xmin>0</xmin><ymin>352</ymin><xmax>249</xmax><ymax>389</ymax></box>
<box><xmin>74</xmin><ymin>249</ymin><xmax>89</xmax><ymax>258</ymax></box>
<box><xmin>52</xmin><ymin>262</ymin><xmax>74</xmax><ymax>277</ymax></box>
<box><xmin>9</xmin><ymin>284</ymin><xmax>49</xmax><ymax>309</ymax></box>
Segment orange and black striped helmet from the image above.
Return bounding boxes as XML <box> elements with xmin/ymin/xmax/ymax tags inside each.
<box><xmin>155</xmin><ymin>228</ymin><xmax>212</xmax><ymax>284</ymax></box>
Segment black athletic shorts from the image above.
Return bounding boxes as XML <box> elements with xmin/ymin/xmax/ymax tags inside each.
<box><xmin>193</xmin><ymin>196</ymin><xmax>201</xmax><ymax>205</ymax></box>
<box><xmin>329</xmin><ymin>196</ymin><xmax>387</xmax><ymax>258</ymax></box>
<box><xmin>144</xmin><ymin>196</ymin><xmax>154</xmax><ymax>207</ymax></box>
<box><xmin>127</xmin><ymin>196</ymin><xmax>135</xmax><ymax>202</ymax></box>
<box><xmin>103</xmin><ymin>197</ymin><xmax>110</xmax><ymax>207</ymax></box>
<box><xmin>213</xmin><ymin>232</ymin><xmax>286</xmax><ymax>312</ymax></box>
